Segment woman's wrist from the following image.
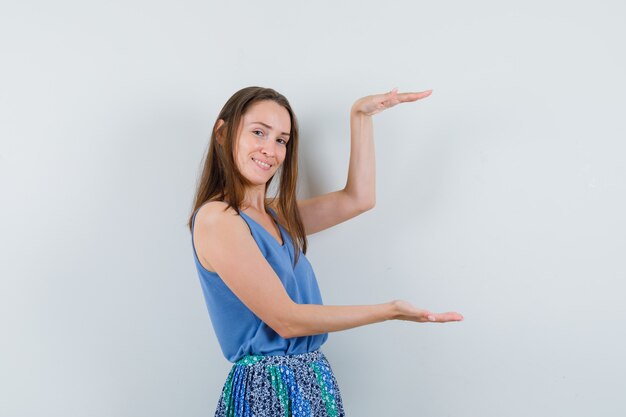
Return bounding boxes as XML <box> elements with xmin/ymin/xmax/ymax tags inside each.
<box><xmin>350</xmin><ymin>104</ymin><xmax>371</xmax><ymax>118</ymax></box>
<box><xmin>385</xmin><ymin>300</ymin><xmax>399</xmax><ymax>321</ymax></box>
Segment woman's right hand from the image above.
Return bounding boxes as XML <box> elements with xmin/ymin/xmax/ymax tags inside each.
<box><xmin>390</xmin><ymin>299</ymin><xmax>464</xmax><ymax>323</ymax></box>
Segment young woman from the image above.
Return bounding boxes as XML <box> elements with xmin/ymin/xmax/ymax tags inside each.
<box><xmin>188</xmin><ymin>86</ymin><xmax>464</xmax><ymax>417</ymax></box>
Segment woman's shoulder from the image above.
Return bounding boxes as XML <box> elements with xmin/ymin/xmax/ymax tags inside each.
<box><xmin>192</xmin><ymin>200</ymin><xmax>244</xmax><ymax>274</ymax></box>
<box><xmin>195</xmin><ymin>199</ymin><xmax>239</xmax><ymax>225</ymax></box>
<box><xmin>195</xmin><ymin>198</ymin><xmax>281</xmax><ymax>226</ymax></box>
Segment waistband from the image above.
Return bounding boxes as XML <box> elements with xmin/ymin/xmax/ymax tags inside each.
<box><xmin>234</xmin><ymin>349</ymin><xmax>326</xmax><ymax>367</ymax></box>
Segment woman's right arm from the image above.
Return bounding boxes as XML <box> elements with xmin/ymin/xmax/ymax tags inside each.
<box><xmin>283</xmin><ymin>300</ymin><xmax>463</xmax><ymax>338</ymax></box>
<box><xmin>193</xmin><ymin>202</ymin><xmax>462</xmax><ymax>339</ymax></box>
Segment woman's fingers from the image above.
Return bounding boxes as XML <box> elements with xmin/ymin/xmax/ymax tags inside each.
<box><xmin>352</xmin><ymin>88</ymin><xmax>432</xmax><ymax>116</ymax></box>
<box><xmin>397</xmin><ymin>89</ymin><xmax>433</xmax><ymax>103</ymax></box>
<box><xmin>392</xmin><ymin>300</ymin><xmax>463</xmax><ymax>323</ymax></box>
<box><xmin>379</xmin><ymin>89</ymin><xmax>432</xmax><ymax>109</ymax></box>
<box><xmin>427</xmin><ymin>311</ymin><xmax>464</xmax><ymax>322</ymax></box>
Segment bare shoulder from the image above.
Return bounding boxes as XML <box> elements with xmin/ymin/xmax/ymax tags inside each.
<box><xmin>195</xmin><ymin>200</ymin><xmax>237</xmax><ymax>224</ymax></box>
<box><xmin>195</xmin><ymin>200</ymin><xmax>249</xmax><ymax>235</ymax></box>
<box><xmin>193</xmin><ymin>201</ymin><xmax>246</xmax><ymax>272</ymax></box>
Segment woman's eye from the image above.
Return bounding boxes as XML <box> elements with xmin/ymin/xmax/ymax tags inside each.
<box><xmin>253</xmin><ymin>130</ymin><xmax>285</xmax><ymax>144</ymax></box>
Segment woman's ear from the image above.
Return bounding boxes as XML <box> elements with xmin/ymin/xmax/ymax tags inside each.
<box><xmin>214</xmin><ymin>119</ymin><xmax>225</xmax><ymax>144</ymax></box>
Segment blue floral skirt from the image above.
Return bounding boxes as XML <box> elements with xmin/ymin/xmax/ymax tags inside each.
<box><xmin>214</xmin><ymin>349</ymin><xmax>345</xmax><ymax>417</ymax></box>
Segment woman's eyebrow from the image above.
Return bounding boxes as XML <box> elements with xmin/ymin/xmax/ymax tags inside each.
<box><xmin>250</xmin><ymin>121</ymin><xmax>290</xmax><ymax>137</ymax></box>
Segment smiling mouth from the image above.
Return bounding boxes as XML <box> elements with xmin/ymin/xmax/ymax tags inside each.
<box><xmin>252</xmin><ymin>157</ymin><xmax>272</xmax><ymax>169</ymax></box>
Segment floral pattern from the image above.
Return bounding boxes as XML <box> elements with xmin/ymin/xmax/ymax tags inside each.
<box><xmin>214</xmin><ymin>350</ymin><xmax>345</xmax><ymax>417</ymax></box>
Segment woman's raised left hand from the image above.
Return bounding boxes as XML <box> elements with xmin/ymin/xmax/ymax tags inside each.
<box><xmin>351</xmin><ymin>88</ymin><xmax>433</xmax><ymax>116</ymax></box>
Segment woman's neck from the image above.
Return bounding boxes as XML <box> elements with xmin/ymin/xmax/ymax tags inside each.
<box><xmin>223</xmin><ymin>189</ymin><xmax>267</xmax><ymax>212</ymax></box>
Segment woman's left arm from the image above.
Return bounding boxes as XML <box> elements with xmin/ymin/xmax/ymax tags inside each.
<box><xmin>297</xmin><ymin>88</ymin><xmax>433</xmax><ymax>235</ymax></box>
<box><xmin>343</xmin><ymin>103</ymin><xmax>376</xmax><ymax>210</ymax></box>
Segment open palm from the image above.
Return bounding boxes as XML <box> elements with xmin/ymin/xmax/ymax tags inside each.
<box><xmin>352</xmin><ymin>88</ymin><xmax>433</xmax><ymax>116</ymax></box>
<box><xmin>392</xmin><ymin>299</ymin><xmax>464</xmax><ymax>323</ymax></box>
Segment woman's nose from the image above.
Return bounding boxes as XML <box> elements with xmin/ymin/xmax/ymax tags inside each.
<box><xmin>261</xmin><ymin>139</ymin><xmax>277</xmax><ymax>156</ymax></box>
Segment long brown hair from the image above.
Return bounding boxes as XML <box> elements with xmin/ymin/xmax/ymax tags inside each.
<box><xmin>187</xmin><ymin>86</ymin><xmax>307</xmax><ymax>266</ymax></box>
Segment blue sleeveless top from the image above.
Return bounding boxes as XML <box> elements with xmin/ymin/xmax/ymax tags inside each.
<box><xmin>190</xmin><ymin>204</ymin><xmax>328</xmax><ymax>363</ymax></box>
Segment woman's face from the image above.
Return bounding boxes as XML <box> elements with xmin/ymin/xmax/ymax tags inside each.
<box><xmin>231</xmin><ymin>100</ymin><xmax>291</xmax><ymax>186</ymax></box>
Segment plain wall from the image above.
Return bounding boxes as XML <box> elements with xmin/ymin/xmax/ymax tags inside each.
<box><xmin>1</xmin><ymin>1</ymin><xmax>625</xmax><ymax>416</ymax></box>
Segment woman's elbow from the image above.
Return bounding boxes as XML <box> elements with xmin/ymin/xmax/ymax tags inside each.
<box><xmin>357</xmin><ymin>198</ymin><xmax>376</xmax><ymax>212</ymax></box>
<box><xmin>275</xmin><ymin>325</ymin><xmax>295</xmax><ymax>339</ymax></box>
<box><xmin>270</xmin><ymin>303</ymin><xmax>299</xmax><ymax>339</ymax></box>
<box><xmin>274</xmin><ymin>321</ymin><xmax>299</xmax><ymax>339</ymax></box>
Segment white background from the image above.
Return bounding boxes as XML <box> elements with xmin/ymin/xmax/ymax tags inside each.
<box><xmin>2</xmin><ymin>1</ymin><xmax>625</xmax><ymax>416</ymax></box>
